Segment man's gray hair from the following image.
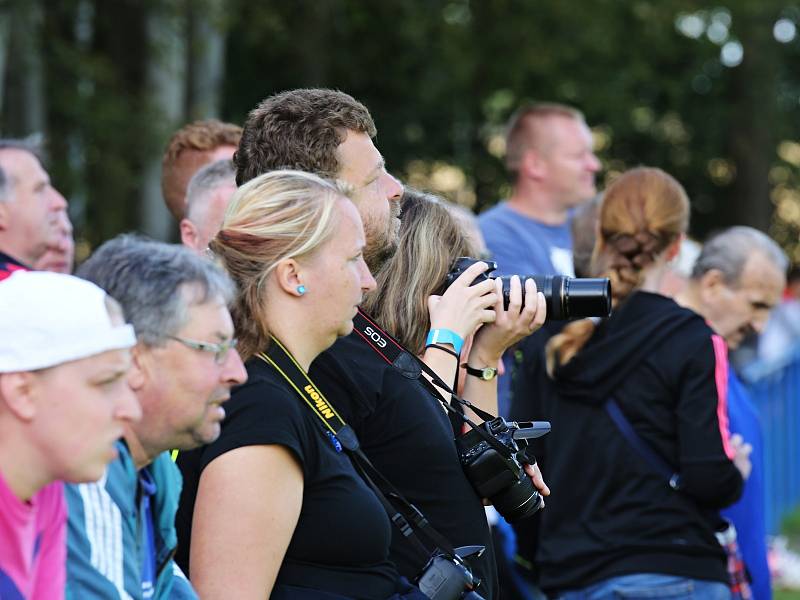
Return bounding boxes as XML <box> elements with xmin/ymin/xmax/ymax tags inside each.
<box><xmin>0</xmin><ymin>138</ymin><xmax>43</xmax><ymax>159</ymax></box>
<box><xmin>77</xmin><ymin>234</ymin><xmax>235</xmax><ymax>345</ymax></box>
<box><xmin>185</xmin><ymin>159</ymin><xmax>236</xmax><ymax>223</ymax></box>
<box><xmin>0</xmin><ymin>138</ymin><xmax>44</xmax><ymax>200</ymax></box>
<box><xmin>691</xmin><ymin>226</ymin><xmax>789</xmax><ymax>285</ymax></box>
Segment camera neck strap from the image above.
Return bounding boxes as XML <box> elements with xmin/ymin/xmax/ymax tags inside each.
<box><xmin>352</xmin><ymin>309</ymin><xmax>516</xmax><ymax>461</ymax></box>
<box><xmin>257</xmin><ymin>336</ymin><xmax>459</xmax><ymax>561</ymax></box>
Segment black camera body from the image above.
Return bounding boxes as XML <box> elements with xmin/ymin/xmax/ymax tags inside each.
<box><xmin>456</xmin><ymin>417</ymin><xmax>550</xmax><ymax>523</ymax></box>
<box><xmin>417</xmin><ymin>546</ymin><xmax>486</xmax><ymax>600</ymax></box>
<box><xmin>444</xmin><ymin>257</ymin><xmax>611</xmax><ymax>321</ymax></box>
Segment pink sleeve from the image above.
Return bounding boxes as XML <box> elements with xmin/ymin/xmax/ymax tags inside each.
<box><xmin>711</xmin><ymin>333</ymin><xmax>735</xmax><ymax>460</ymax></box>
<box><xmin>31</xmin><ymin>482</ymin><xmax>67</xmax><ymax>600</ymax></box>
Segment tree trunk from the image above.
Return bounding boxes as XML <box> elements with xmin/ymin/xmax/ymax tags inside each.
<box><xmin>187</xmin><ymin>0</ymin><xmax>227</xmax><ymax>120</ymax></box>
<box><xmin>0</xmin><ymin>5</ymin><xmax>11</xmax><ymax>118</ymax></box>
<box><xmin>140</xmin><ymin>1</ymin><xmax>187</xmax><ymax>240</ymax></box>
<box><xmin>727</xmin><ymin>8</ymin><xmax>777</xmax><ymax>233</ymax></box>
<box><xmin>4</xmin><ymin>0</ymin><xmax>46</xmax><ymax>137</ymax></box>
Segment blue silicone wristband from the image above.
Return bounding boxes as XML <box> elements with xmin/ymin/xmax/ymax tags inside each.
<box><xmin>426</xmin><ymin>328</ymin><xmax>464</xmax><ymax>355</ymax></box>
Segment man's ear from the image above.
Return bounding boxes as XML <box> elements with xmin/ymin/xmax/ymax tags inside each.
<box><xmin>0</xmin><ymin>372</ymin><xmax>38</xmax><ymax>421</ymax></box>
<box><xmin>127</xmin><ymin>344</ymin><xmax>148</xmax><ymax>392</ymax></box>
<box><xmin>698</xmin><ymin>268</ymin><xmax>728</xmax><ymax>302</ymax></box>
<box><xmin>521</xmin><ymin>149</ymin><xmax>546</xmax><ymax>181</ymax></box>
<box><xmin>273</xmin><ymin>259</ymin><xmax>305</xmax><ymax>297</ymax></box>
<box><xmin>179</xmin><ymin>218</ymin><xmax>199</xmax><ymax>251</ymax></box>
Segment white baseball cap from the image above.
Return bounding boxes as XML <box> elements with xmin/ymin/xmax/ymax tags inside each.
<box><xmin>0</xmin><ymin>270</ymin><xmax>136</xmax><ymax>372</ymax></box>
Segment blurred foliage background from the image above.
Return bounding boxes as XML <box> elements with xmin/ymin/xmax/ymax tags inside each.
<box><xmin>3</xmin><ymin>0</ymin><xmax>800</xmax><ymax>262</ymax></box>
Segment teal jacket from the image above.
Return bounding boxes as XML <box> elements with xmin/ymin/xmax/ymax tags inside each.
<box><xmin>65</xmin><ymin>441</ymin><xmax>197</xmax><ymax>599</ymax></box>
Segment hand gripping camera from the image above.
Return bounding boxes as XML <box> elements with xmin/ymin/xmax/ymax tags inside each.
<box><xmin>456</xmin><ymin>417</ymin><xmax>551</xmax><ymax>523</ymax></box>
<box><xmin>417</xmin><ymin>545</ymin><xmax>486</xmax><ymax>600</ymax></box>
<box><xmin>445</xmin><ymin>257</ymin><xmax>611</xmax><ymax>320</ymax></box>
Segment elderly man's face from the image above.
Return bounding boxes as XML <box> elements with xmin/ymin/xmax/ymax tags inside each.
<box><xmin>0</xmin><ymin>149</ymin><xmax>67</xmax><ymax>266</ymax></box>
<box><xmin>131</xmin><ymin>291</ymin><xmax>247</xmax><ymax>457</ymax></box>
<box><xmin>704</xmin><ymin>252</ymin><xmax>785</xmax><ymax>349</ymax></box>
<box><xmin>33</xmin><ymin>209</ymin><xmax>75</xmax><ymax>273</ymax></box>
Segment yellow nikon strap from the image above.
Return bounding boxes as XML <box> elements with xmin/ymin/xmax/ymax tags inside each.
<box><xmin>258</xmin><ymin>335</ymin><xmax>359</xmax><ymax>451</ymax></box>
<box><xmin>257</xmin><ymin>335</ymin><xmax>460</xmax><ymax>561</ymax></box>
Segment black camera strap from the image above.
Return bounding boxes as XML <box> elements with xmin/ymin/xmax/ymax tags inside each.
<box><xmin>352</xmin><ymin>309</ymin><xmax>517</xmax><ymax>462</ymax></box>
<box><xmin>257</xmin><ymin>336</ymin><xmax>460</xmax><ymax>562</ymax></box>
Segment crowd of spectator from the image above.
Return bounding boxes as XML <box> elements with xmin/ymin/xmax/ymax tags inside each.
<box><xmin>0</xmin><ymin>87</ymin><xmax>795</xmax><ymax>600</ymax></box>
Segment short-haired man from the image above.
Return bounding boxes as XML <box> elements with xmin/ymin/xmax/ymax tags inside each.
<box><xmin>161</xmin><ymin>119</ymin><xmax>242</xmax><ymax>221</ymax></box>
<box><xmin>0</xmin><ymin>270</ymin><xmax>140</xmax><ymax>599</ymax></box>
<box><xmin>480</xmin><ymin>103</ymin><xmax>600</xmax><ymax>278</ymax></box>
<box><xmin>0</xmin><ymin>140</ymin><xmax>68</xmax><ymax>278</ymax></box>
<box><xmin>675</xmin><ymin>226</ymin><xmax>787</xmax><ymax>600</ymax></box>
<box><xmin>66</xmin><ymin>236</ymin><xmax>247</xmax><ymax>600</ymax></box>
<box><xmin>234</xmin><ymin>88</ymin><xmax>403</xmax><ymax>272</ymax></box>
<box><xmin>479</xmin><ymin>104</ymin><xmax>601</xmax><ymax>413</ymax></box>
<box><xmin>179</xmin><ymin>88</ymin><xmax>533</xmax><ymax>599</ymax></box>
<box><xmin>179</xmin><ymin>159</ymin><xmax>236</xmax><ymax>253</ymax></box>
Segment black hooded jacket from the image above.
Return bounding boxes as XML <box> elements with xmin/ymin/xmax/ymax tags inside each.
<box><xmin>509</xmin><ymin>291</ymin><xmax>743</xmax><ymax>592</ymax></box>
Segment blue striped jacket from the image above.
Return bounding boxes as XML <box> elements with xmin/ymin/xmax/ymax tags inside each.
<box><xmin>65</xmin><ymin>440</ymin><xmax>197</xmax><ymax>600</ymax></box>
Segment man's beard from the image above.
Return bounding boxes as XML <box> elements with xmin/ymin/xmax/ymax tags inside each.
<box><xmin>363</xmin><ymin>202</ymin><xmax>401</xmax><ymax>273</ymax></box>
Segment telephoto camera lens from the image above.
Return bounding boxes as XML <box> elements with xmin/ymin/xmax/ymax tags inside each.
<box><xmin>499</xmin><ymin>274</ymin><xmax>611</xmax><ymax>320</ymax></box>
<box><xmin>443</xmin><ymin>257</ymin><xmax>611</xmax><ymax>321</ymax></box>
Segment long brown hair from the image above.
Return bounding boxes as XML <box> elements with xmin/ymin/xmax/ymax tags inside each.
<box><xmin>546</xmin><ymin>167</ymin><xmax>689</xmax><ymax>373</ymax></box>
<box><xmin>362</xmin><ymin>189</ymin><xmax>479</xmax><ymax>354</ymax></box>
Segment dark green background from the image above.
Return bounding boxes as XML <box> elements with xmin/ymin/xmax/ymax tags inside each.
<box><xmin>3</xmin><ymin>0</ymin><xmax>800</xmax><ymax>262</ymax></box>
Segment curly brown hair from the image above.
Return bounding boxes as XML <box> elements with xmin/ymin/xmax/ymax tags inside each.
<box><xmin>161</xmin><ymin>119</ymin><xmax>242</xmax><ymax>220</ymax></box>
<box><xmin>234</xmin><ymin>89</ymin><xmax>376</xmax><ymax>186</ymax></box>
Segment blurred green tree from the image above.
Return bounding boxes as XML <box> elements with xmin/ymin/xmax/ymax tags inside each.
<box><xmin>2</xmin><ymin>0</ymin><xmax>800</xmax><ymax>261</ymax></box>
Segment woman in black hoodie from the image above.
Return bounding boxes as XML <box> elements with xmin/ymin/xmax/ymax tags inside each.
<box><xmin>510</xmin><ymin>167</ymin><xmax>749</xmax><ymax>599</ymax></box>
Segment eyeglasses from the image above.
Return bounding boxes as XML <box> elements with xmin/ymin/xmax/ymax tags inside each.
<box><xmin>167</xmin><ymin>335</ymin><xmax>238</xmax><ymax>365</ymax></box>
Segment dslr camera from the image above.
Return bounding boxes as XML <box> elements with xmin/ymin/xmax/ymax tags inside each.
<box><xmin>417</xmin><ymin>545</ymin><xmax>486</xmax><ymax>600</ymax></box>
<box><xmin>456</xmin><ymin>417</ymin><xmax>550</xmax><ymax>523</ymax></box>
<box><xmin>444</xmin><ymin>257</ymin><xmax>611</xmax><ymax>320</ymax></box>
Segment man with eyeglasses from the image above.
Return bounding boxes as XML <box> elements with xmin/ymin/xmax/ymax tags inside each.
<box><xmin>64</xmin><ymin>234</ymin><xmax>247</xmax><ymax>600</ymax></box>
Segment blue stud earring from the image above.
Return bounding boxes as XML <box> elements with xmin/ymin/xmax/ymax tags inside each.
<box><xmin>297</xmin><ymin>285</ymin><xmax>307</xmax><ymax>296</ymax></box>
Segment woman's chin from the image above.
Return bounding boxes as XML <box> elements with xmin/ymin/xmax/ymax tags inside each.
<box><xmin>339</xmin><ymin>320</ymin><xmax>355</xmax><ymax>338</ymax></box>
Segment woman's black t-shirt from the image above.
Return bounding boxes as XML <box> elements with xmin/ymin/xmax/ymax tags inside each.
<box><xmin>175</xmin><ymin>357</ymin><xmax>403</xmax><ymax>599</ymax></box>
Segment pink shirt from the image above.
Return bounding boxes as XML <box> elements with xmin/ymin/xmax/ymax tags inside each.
<box><xmin>0</xmin><ymin>471</ymin><xmax>66</xmax><ymax>599</ymax></box>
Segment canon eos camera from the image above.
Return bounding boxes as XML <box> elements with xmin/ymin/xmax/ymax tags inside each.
<box><xmin>444</xmin><ymin>257</ymin><xmax>611</xmax><ymax>320</ymax></box>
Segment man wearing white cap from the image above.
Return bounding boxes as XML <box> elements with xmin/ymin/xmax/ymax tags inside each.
<box><xmin>65</xmin><ymin>235</ymin><xmax>246</xmax><ymax>600</ymax></box>
<box><xmin>0</xmin><ymin>270</ymin><xmax>140</xmax><ymax>600</ymax></box>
